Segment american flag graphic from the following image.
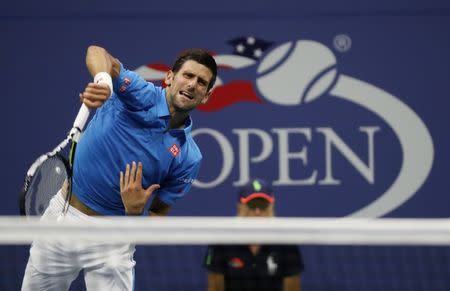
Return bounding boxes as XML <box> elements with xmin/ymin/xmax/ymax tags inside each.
<box><xmin>134</xmin><ymin>36</ymin><xmax>275</xmax><ymax>112</ymax></box>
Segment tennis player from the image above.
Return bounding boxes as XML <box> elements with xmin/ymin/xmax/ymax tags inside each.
<box><xmin>21</xmin><ymin>45</ymin><xmax>217</xmax><ymax>291</ymax></box>
<box><xmin>204</xmin><ymin>179</ymin><xmax>305</xmax><ymax>291</ymax></box>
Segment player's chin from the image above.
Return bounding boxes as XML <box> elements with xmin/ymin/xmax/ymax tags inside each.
<box><xmin>177</xmin><ymin>96</ymin><xmax>197</xmax><ymax>106</ymax></box>
<box><xmin>174</xmin><ymin>101</ymin><xmax>197</xmax><ymax>113</ymax></box>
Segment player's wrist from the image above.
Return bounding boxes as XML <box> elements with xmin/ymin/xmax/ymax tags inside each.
<box><xmin>126</xmin><ymin>212</ymin><xmax>142</xmax><ymax>216</ymax></box>
<box><xmin>125</xmin><ymin>207</ymin><xmax>143</xmax><ymax>216</ymax></box>
<box><xmin>94</xmin><ymin>72</ymin><xmax>113</xmax><ymax>96</ymax></box>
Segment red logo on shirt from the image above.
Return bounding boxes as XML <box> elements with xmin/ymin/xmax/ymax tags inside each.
<box><xmin>119</xmin><ymin>77</ymin><xmax>131</xmax><ymax>92</ymax></box>
<box><xmin>228</xmin><ymin>257</ymin><xmax>245</xmax><ymax>269</ymax></box>
<box><xmin>169</xmin><ymin>144</ymin><xmax>180</xmax><ymax>157</ymax></box>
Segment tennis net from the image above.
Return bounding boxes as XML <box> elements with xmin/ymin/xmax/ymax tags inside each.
<box><xmin>1</xmin><ymin>217</ymin><xmax>449</xmax><ymax>291</ymax></box>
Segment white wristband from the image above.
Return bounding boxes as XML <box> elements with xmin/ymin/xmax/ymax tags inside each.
<box><xmin>94</xmin><ymin>72</ymin><xmax>113</xmax><ymax>97</ymax></box>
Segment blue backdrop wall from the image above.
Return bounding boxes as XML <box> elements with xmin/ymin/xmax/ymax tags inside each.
<box><xmin>2</xmin><ymin>0</ymin><xmax>450</xmax><ymax>290</ymax></box>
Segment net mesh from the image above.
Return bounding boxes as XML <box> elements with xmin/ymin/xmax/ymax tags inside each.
<box><xmin>1</xmin><ymin>217</ymin><xmax>449</xmax><ymax>291</ymax></box>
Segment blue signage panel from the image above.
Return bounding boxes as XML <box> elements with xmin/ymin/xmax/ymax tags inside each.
<box><xmin>2</xmin><ymin>11</ymin><xmax>450</xmax><ymax>218</ymax></box>
<box><xmin>2</xmin><ymin>3</ymin><xmax>450</xmax><ymax>290</ymax></box>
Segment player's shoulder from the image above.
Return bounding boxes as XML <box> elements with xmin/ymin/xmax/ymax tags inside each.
<box><xmin>183</xmin><ymin>134</ymin><xmax>203</xmax><ymax>161</ymax></box>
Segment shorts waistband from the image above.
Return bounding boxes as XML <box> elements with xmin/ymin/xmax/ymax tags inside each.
<box><xmin>54</xmin><ymin>191</ymin><xmax>103</xmax><ymax>222</ymax></box>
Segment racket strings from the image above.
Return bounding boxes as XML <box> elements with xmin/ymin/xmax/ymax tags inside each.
<box><xmin>24</xmin><ymin>155</ymin><xmax>69</xmax><ymax>216</ymax></box>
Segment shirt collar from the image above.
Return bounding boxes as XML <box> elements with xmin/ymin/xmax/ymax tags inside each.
<box><xmin>169</xmin><ymin>115</ymin><xmax>193</xmax><ymax>138</ymax></box>
<box><xmin>159</xmin><ymin>88</ymin><xmax>193</xmax><ymax>137</ymax></box>
<box><xmin>157</xmin><ymin>88</ymin><xmax>171</xmax><ymax>118</ymax></box>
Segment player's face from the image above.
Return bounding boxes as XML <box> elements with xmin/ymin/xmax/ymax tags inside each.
<box><xmin>165</xmin><ymin>60</ymin><xmax>213</xmax><ymax>113</ymax></box>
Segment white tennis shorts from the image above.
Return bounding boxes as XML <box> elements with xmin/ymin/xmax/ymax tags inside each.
<box><xmin>21</xmin><ymin>191</ymin><xmax>136</xmax><ymax>291</ymax></box>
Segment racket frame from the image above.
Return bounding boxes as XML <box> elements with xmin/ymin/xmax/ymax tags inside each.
<box><xmin>19</xmin><ymin>104</ymin><xmax>90</xmax><ymax>216</ymax></box>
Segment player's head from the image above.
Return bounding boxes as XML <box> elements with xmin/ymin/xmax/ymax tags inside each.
<box><xmin>171</xmin><ymin>49</ymin><xmax>217</xmax><ymax>91</ymax></box>
<box><xmin>237</xmin><ymin>178</ymin><xmax>275</xmax><ymax>217</ymax></box>
<box><xmin>165</xmin><ymin>49</ymin><xmax>217</xmax><ymax>113</ymax></box>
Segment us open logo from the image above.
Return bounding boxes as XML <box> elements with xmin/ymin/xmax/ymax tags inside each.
<box><xmin>136</xmin><ymin>37</ymin><xmax>433</xmax><ymax>217</ymax></box>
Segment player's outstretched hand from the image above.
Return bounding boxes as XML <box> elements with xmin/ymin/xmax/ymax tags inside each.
<box><xmin>79</xmin><ymin>82</ymin><xmax>111</xmax><ymax>109</ymax></box>
<box><xmin>120</xmin><ymin>161</ymin><xmax>160</xmax><ymax>215</ymax></box>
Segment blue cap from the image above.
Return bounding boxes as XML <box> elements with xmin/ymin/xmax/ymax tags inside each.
<box><xmin>238</xmin><ymin>178</ymin><xmax>275</xmax><ymax>204</ymax></box>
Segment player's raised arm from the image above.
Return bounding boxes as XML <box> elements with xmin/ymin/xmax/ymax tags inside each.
<box><xmin>80</xmin><ymin>46</ymin><xmax>120</xmax><ymax>109</ymax></box>
<box><xmin>85</xmin><ymin>45</ymin><xmax>120</xmax><ymax>78</ymax></box>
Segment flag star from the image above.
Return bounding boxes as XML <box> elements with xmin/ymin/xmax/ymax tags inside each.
<box><xmin>236</xmin><ymin>43</ymin><xmax>246</xmax><ymax>53</ymax></box>
<box><xmin>228</xmin><ymin>36</ymin><xmax>274</xmax><ymax>60</ymax></box>
<box><xmin>253</xmin><ymin>48</ymin><xmax>263</xmax><ymax>58</ymax></box>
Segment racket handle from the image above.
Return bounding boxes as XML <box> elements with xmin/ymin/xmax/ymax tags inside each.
<box><xmin>69</xmin><ymin>104</ymin><xmax>91</xmax><ymax>142</ymax></box>
<box><xmin>74</xmin><ymin>104</ymin><xmax>90</xmax><ymax>130</ymax></box>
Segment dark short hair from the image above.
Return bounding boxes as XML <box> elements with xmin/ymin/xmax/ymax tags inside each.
<box><xmin>172</xmin><ymin>49</ymin><xmax>217</xmax><ymax>91</ymax></box>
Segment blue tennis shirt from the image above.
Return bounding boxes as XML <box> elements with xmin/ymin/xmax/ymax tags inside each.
<box><xmin>72</xmin><ymin>65</ymin><xmax>202</xmax><ymax>215</ymax></box>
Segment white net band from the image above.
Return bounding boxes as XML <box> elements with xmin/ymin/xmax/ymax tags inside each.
<box><xmin>1</xmin><ymin>216</ymin><xmax>449</xmax><ymax>245</ymax></box>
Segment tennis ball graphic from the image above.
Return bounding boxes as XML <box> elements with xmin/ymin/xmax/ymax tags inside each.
<box><xmin>256</xmin><ymin>40</ymin><xmax>338</xmax><ymax>105</ymax></box>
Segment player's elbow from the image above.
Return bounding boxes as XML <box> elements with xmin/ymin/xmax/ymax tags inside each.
<box><xmin>87</xmin><ymin>45</ymin><xmax>106</xmax><ymax>56</ymax></box>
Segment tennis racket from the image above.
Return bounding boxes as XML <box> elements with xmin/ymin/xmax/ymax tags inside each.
<box><xmin>19</xmin><ymin>104</ymin><xmax>90</xmax><ymax>216</ymax></box>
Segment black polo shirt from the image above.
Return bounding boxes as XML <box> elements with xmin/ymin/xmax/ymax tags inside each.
<box><xmin>204</xmin><ymin>245</ymin><xmax>304</xmax><ymax>291</ymax></box>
